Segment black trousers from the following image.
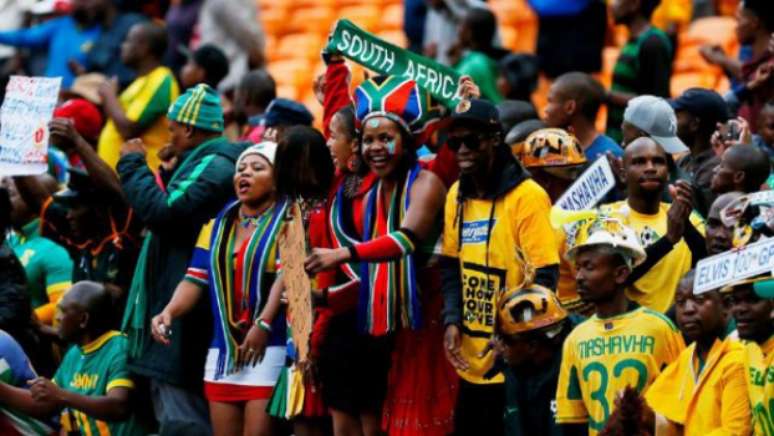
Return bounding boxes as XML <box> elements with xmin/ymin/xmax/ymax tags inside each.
<box><xmin>454</xmin><ymin>379</ymin><xmax>505</xmax><ymax>436</ymax></box>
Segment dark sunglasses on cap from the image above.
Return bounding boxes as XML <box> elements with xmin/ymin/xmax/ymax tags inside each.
<box><xmin>447</xmin><ymin>132</ymin><xmax>496</xmax><ymax>152</ymax></box>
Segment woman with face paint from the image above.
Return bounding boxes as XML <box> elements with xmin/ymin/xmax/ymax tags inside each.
<box><xmin>306</xmin><ymin>76</ymin><xmax>458</xmax><ymax>436</ymax></box>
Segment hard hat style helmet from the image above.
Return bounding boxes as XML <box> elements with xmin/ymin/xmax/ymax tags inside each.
<box><xmin>497</xmin><ymin>285</ymin><xmax>568</xmax><ymax>337</ymax></box>
<box><xmin>566</xmin><ymin>216</ymin><xmax>647</xmax><ymax>268</ymax></box>
<box><xmin>518</xmin><ymin>128</ymin><xmax>586</xmax><ymax>168</ymax></box>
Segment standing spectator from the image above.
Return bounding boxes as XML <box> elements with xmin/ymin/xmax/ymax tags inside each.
<box><xmin>529</xmin><ymin>0</ymin><xmax>607</xmax><ymax>78</ymax></box>
<box><xmin>97</xmin><ymin>22</ymin><xmax>180</xmax><ymax>170</ymax></box>
<box><xmin>556</xmin><ymin>217</ymin><xmax>685</xmax><ymax>434</ymax></box>
<box><xmin>672</xmin><ymin>88</ymin><xmax>729</xmax><ymax>217</ymax></box>
<box><xmin>196</xmin><ymin>0</ymin><xmax>265</xmax><ymax>92</ymax></box>
<box><xmin>0</xmin><ymin>0</ymin><xmax>102</xmax><ymax>87</ymax></box>
<box><xmin>179</xmin><ymin>44</ymin><xmax>229</xmax><ymax>90</ymax></box>
<box><xmin>404</xmin><ymin>0</ymin><xmax>427</xmax><ymax>53</ymax></box>
<box><xmin>233</xmin><ymin>69</ymin><xmax>276</xmax><ymax>142</ymax></box>
<box><xmin>4</xmin><ymin>177</ymin><xmax>73</xmax><ymax>326</ymax></box>
<box><xmin>453</xmin><ymin>7</ymin><xmax>507</xmax><ymax>103</ymax></box>
<box><xmin>645</xmin><ymin>271</ymin><xmax>752</xmax><ymax>435</ymax></box>
<box><xmin>710</xmin><ymin>144</ymin><xmax>770</xmax><ymax>195</ymax></box>
<box><xmin>735</xmin><ymin>0</ymin><xmax>774</xmax><ymax>133</ymax></box>
<box><xmin>118</xmin><ymin>84</ymin><xmax>244</xmax><ymax>434</ymax></box>
<box><xmin>78</xmin><ymin>0</ymin><xmax>145</xmax><ymax>88</ymax></box>
<box><xmin>0</xmin><ymin>0</ymin><xmax>33</xmax><ymax>102</ymax></box>
<box><xmin>605</xmin><ymin>0</ymin><xmax>673</xmax><ymax>143</ymax></box>
<box><xmin>496</xmin><ymin>54</ymin><xmax>539</xmax><ymax>103</ymax></box>
<box><xmin>543</xmin><ymin>72</ymin><xmax>623</xmax><ymax>161</ymax></box>
<box><xmin>164</xmin><ymin>0</ymin><xmax>203</xmax><ymax>73</ymax></box>
<box><xmin>424</xmin><ymin>0</ymin><xmax>487</xmax><ymax>66</ymax></box>
<box><xmin>440</xmin><ymin>100</ymin><xmax>559</xmax><ymax>436</ymax></box>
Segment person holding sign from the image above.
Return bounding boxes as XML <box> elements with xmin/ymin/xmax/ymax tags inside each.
<box><xmin>556</xmin><ymin>216</ymin><xmax>685</xmax><ymax>435</ymax></box>
<box><xmin>720</xmin><ymin>275</ymin><xmax>774</xmax><ymax>436</ymax></box>
<box><xmin>438</xmin><ymin>99</ymin><xmax>559</xmax><ymax>436</ymax></box>
<box><xmin>151</xmin><ymin>142</ymin><xmax>287</xmax><ymax>436</ymax></box>
<box><xmin>645</xmin><ymin>270</ymin><xmax>751</xmax><ymax>435</ymax></box>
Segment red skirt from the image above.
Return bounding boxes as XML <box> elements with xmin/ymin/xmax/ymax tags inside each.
<box><xmin>381</xmin><ymin>282</ymin><xmax>458</xmax><ymax>436</ymax></box>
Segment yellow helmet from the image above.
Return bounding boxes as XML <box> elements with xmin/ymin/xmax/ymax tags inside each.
<box><xmin>519</xmin><ymin>128</ymin><xmax>586</xmax><ymax>168</ymax></box>
<box><xmin>497</xmin><ymin>285</ymin><xmax>568</xmax><ymax>336</ymax></box>
<box><xmin>565</xmin><ymin>216</ymin><xmax>647</xmax><ymax>268</ymax></box>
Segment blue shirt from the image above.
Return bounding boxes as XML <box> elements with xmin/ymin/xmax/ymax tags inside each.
<box><xmin>86</xmin><ymin>13</ymin><xmax>145</xmax><ymax>88</ymax></box>
<box><xmin>0</xmin><ymin>16</ymin><xmax>101</xmax><ymax>88</ymax></box>
<box><xmin>585</xmin><ymin>133</ymin><xmax>623</xmax><ymax>161</ymax></box>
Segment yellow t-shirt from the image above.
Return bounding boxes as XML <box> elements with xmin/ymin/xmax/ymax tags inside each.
<box><xmin>97</xmin><ymin>66</ymin><xmax>179</xmax><ymax>170</ymax></box>
<box><xmin>600</xmin><ymin>201</ymin><xmax>705</xmax><ymax>313</ymax></box>
<box><xmin>442</xmin><ymin>178</ymin><xmax>559</xmax><ymax>384</ymax></box>
<box><xmin>744</xmin><ymin>336</ymin><xmax>774</xmax><ymax>435</ymax></box>
<box><xmin>645</xmin><ymin>336</ymin><xmax>751</xmax><ymax>436</ymax></box>
<box><xmin>555</xmin><ymin>306</ymin><xmax>685</xmax><ymax>435</ymax></box>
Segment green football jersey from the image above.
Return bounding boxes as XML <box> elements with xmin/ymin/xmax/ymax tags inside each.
<box><xmin>54</xmin><ymin>331</ymin><xmax>142</xmax><ymax>436</ymax></box>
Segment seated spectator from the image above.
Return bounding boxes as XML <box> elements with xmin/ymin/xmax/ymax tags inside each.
<box><xmin>711</xmin><ymin>144</ymin><xmax>771</xmax><ymax>194</ymax></box>
<box><xmin>734</xmin><ymin>0</ymin><xmax>774</xmax><ymax>132</ymax></box>
<box><xmin>0</xmin><ymin>281</ymin><xmax>143</xmax><ymax>436</ymax></box>
<box><xmin>4</xmin><ymin>176</ymin><xmax>73</xmax><ymax>326</ymax></box>
<box><xmin>0</xmin><ymin>329</ymin><xmax>54</xmax><ymax>435</ymax></box>
<box><xmin>234</xmin><ymin>69</ymin><xmax>276</xmax><ymax>143</ymax></box>
<box><xmin>97</xmin><ymin>22</ymin><xmax>180</xmax><ymax>170</ymax></box>
<box><xmin>646</xmin><ymin>271</ymin><xmax>751</xmax><ymax>435</ymax></box>
<box><xmin>0</xmin><ymin>0</ymin><xmax>101</xmax><ymax>87</ymax></box>
<box><xmin>672</xmin><ymin>88</ymin><xmax>730</xmax><ymax>217</ymax></box>
<box><xmin>544</xmin><ymin>72</ymin><xmax>623</xmax><ymax>161</ymax></box>
<box><xmin>497</xmin><ymin>100</ymin><xmax>538</xmax><ymax>133</ymax></box>
<box><xmin>606</xmin><ymin>0</ymin><xmax>673</xmax><ymax>143</ymax></box>
<box><xmin>179</xmin><ymin>44</ymin><xmax>229</xmax><ymax>90</ymax></box>
<box><xmin>80</xmin><ymin>0</ymin><xmax>145</xmax><ymax>88</ymax></box>
<box><xmin>453</xmin><ymin>7</ymin><xmax>507</xmax><ymax>103</ymax></box>
<box><xmin>496</xmin><ymin>54</ymin><xmax>539</xmax><ymax>103</ymax></box>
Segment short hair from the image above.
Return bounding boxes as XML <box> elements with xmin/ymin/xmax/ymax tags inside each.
<box><xmin>744</xmin><ymin>0</ymin><xmax>774</xmax><ymax>31</ymax></box>
<box><xmin>238</xmin><ymin>70</ymin><xmax>277</xmax><ymax>110</ymax></box>
<box><xmin>640</xmin><ymin>0</ymin><xmax>662</xmax><ymax>18</ymax></box>
<box><xmin>274</xmin><ymin>126</ymin><xmax>334</xmax><ymax>201</ymax></box>
<box><xmin>69</xmin><ymin>281</ymin><xmax>114</xmax><ymax>332</ymax></box>
<box><xmin>140</xmin><ymin>22</ymin><xmax>167</xmax><ymax>59</ymax></box>
<box><xmin>554</xmin><ymin>72</ymin><xmax>605</xmax><ymax>122</ymax></box>
<box><xmin>465</xmin><ymin>7</ymin><xmax>497</xmax><ymax>48</ymax></box>
<box><xmin>727</xmin><ymin>144</ymin><xmax>771</xmax><ymax>191</ymax></box>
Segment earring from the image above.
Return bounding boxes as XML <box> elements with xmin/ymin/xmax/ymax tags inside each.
<box><xmin>346</xmin><ymin>155</ymin><xmax>357</xmax><ymax>172</ymax></box>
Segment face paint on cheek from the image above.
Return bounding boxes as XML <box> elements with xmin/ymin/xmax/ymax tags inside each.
<box><xmin>386</xmin><ymin>140</ymin><xmax>396</xmax><ymax>156</ymax></box>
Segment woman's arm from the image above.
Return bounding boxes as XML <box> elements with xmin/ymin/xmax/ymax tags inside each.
<box><xmin>150</xmin><ymin>280</ymin><xmax>204</xmax><ymax>345</ymax></box>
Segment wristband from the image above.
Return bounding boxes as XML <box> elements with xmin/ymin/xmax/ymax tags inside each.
<box><xmin>256</xmin><ymin>318</ymin><xmax>272</xmax><ymax>333</ymax></box>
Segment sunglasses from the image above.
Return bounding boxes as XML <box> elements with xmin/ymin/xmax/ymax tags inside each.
<box><xmin>446</xmin><ymin>133</ymin><xmax>494</xmax><ymax>152</ymax></box>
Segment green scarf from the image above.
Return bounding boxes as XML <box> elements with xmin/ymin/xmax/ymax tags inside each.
<box><xmin>325</xmin><ymin>19</ymin><xmax>462</xmax><ymax>110</ymax></box>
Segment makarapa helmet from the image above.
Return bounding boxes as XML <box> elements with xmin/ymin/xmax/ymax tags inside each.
<box><xmin>497</xmin><ymin>284</ymin><xmax>568</xmax><ymax>337</ymax></box>
<box><xmin>518</xmin><ymin>128</ymin><xmax>586</xmax><ymax>168</ymax></box>
<box><xmin>565</xmin><ymin>216</ymin><xmax>646</xmax><ymax>268</ymax></box>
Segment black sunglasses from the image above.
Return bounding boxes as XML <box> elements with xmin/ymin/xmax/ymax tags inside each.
<box><xmin>447</xmin><ymin>132</ymin><xmax>495</xmax><ymax>152</ymax></box>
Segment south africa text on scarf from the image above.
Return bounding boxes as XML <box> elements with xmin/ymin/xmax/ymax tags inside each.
<box><xmin>358</xmin><ymin>163</ymin><xmax>422</xmax><ymax>335</ymax></box>
<box><xmin>209</xmin><ymin>198</ymin><xmax>289</xmax><ymax>378</ymax></box>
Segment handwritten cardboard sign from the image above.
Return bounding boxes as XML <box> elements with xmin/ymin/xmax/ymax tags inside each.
<box><xmin>277</xmin><ymin>203</ymin><xmax>312</xmax><ymax>363</ymax></box>
<box><xmin>0</xmin><ymin>76</ymin><xmax>61</xmax><ymax>175</ymax></box>
<box><xmin>694</xmin><ymin>236</ymin><xmax>774</xmax><ymax>294</ymax></box>
<box><xmin>556</xmin><ymin>157</ymin><xmax>616</xmax><ymax>211</ymax></box>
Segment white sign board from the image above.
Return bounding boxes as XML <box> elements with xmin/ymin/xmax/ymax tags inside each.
<box><xmin>556</xmin><ymin>157</ymin><xmax>616</xmax><ymax>211</ymax></box>
<box><xmin>0</xmin><ymin>76</ymin><xmax>61</xmax><ymax>175</ymax></box>
<box><xmin>694</xmin><ymin>236</ymin><xmax>774</xmax><ymax>294</ymax></box>
<box><xmin>747</xmin><ymin>190</ymin><xmax>774</xmax><ymax>206</ymax></box>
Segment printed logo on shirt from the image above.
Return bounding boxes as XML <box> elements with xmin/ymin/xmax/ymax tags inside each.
<box><xmin>461</xmin><ymin>262</ymin><xmax>506</xmax><ymax>334</ymax></box>
<box><xmin>461</xmin><ymin>219</ymin><xmax>496</xmax><ymax>245</ymax></box>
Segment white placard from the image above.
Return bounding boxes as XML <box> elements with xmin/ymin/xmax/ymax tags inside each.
<box><xmin>556</xmin><ymin>157</ymin><xmax>616</xmax><ymax>211</ymax></box>
<box><xmin>747</xmin><ymin>190</ymin><xmax>774</xmax><ymax>206</ymax></box>
<box><xmin>694</xmin><ymin>236</ymin><xmax>774</xmax><ymax>294</ymax></box>
<box><xmin>0</xmin><ymin>76</ymin><xmax>61</xmax><ymax>175</ymax></box>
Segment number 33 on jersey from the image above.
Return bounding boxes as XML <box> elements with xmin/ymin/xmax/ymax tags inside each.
<box><xmin>555</xmin><ymin>306</ymin><xmax>685</xmax><ymax>435</ymax></box>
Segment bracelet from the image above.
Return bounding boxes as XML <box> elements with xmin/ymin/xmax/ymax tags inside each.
<box><xmin>255</xmin><ymin>318</ymin><xmax>272</xmax><ymax>333</ymax></box>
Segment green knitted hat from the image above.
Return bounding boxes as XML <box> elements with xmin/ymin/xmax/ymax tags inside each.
<box><xmin>167</xmin><ymin>84</ymin><xmax>224</xmax><ymax>132</ymax></box>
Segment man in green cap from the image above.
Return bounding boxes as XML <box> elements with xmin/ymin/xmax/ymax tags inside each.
<box><xmin>117</xmin><ymin>83</ymin><xmax>243</xmax><ymax>434</ymax></box>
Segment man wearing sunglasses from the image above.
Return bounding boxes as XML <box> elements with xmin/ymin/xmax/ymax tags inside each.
<box><xmin>440</xmin><ymin>98</ymin><xmax>559</xmax><ymax>436</ymax></box>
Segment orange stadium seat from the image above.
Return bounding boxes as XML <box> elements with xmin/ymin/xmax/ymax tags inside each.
<box><xmin>499</xmin><ymin>26</ymin><xmax>519</xmax><ymax>52</ymax></box>
<box><xmin>599</xmin><ymin>47</ymin><xmax>620</xmax><ymax>88</ymax></box>
<box><xmin>260</xmin><ymin>7</ymin><xmax>287</xmax><ymax>36</ymax></box>
<box><xmin>337</xmin><ymin>6</ymin><xmax>379</xmax><ymax>32</ymax></box>
<box><xmin>670</xmin><ymin>72</ymin><xmax>718</xmax><ymax>96</ymax></box>
<box><xmin>276</xmin><ymin>84</ymin><xmax>300</xmax><ymax>101</ymax></box>
<box><xmin>383</xmin><ymin>4</ymin><xmax>404</xmax><ymax>31</ymax></box>
<box><xmin>268</xmin><ymin>59</ymin><xmax>313</xmax><ymax>90</ymax></box>
<box><xmin>679</xmin><ymin>16</ymin><xmax>738</xmax><ymax>52</ymax></box>
<box><xmin>376</xmin><ymin>30</ymin><xmax>408</xmax><ymax>48</ymax></box>
<box><xmin>287</xmin><ymin>7</ymin><xmax>336</xmax><ymax>34</ymax></box>
<box><xmin>276</xmin><ymin>33</ymin><xmax>324</xmax><ymax>62</ymax></box>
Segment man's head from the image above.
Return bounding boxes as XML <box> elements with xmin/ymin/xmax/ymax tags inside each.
<box><xmin>496</xmin><ymin>100</ymin><xmax>537</xmax><ymax>133</ymax></box>
<box><xmin>2</xmin><ymin>176</ymin><xmax>58</xmax><ymax>228</ymax></box>
<box><xmin>262</xmin><ymin>98</ymin><xmax>314</xmax><ymax>142</ymax></box>
<box><xmin>497</xmin><ymin>54</ymin><xmax>539</xmax><ymax>101</ymax></box>
<box><xmin>705</xmin><ymin>192</ymin><xmax>743</xmax><ymax>255</ymax></box>
<box><xmin>459</xmin><ymin>7</ymin><xmax>497</xmax><ymax>50</ymax></box>
<box><xmin>70</xmin><ymin>0</ymin><xmax>106</xmax><ymax>26</ymax></box>
<box><xmin>671</xmin><ymin>88</ymin><xmax>730</xmax><ymax>149</ymax></box>
<box><xmin>722</xmin><ymin>278</ymin><xmax>773</xmax><ymax>342</ymax></box>
<box><xmin>544</xmin><ymin>72</ymin><xmax>605</xmax><ymax>129</ymax></box>
<box><xmin>447</xmin><ymin>99</ymin><xmax>503</xmax><ymax>176</ymax></box>
<box><xmin>166</xmin><ymin>84</ymin><xmax>224</xmax><ymax>153</ymax></box>
<box><xmin>233</xmin><ymin>70</ymin><xmax>277</xmax><ymax>125</ymax></box>
<box><xmin>711</xmin><ymin>144</ymin><xmax>770</xmax><ymax>194</ymax></box>
<box><xmin>56</xmin><ymin>169</ymin><xmax>109</xmax><ymax>242</ymax></box>
<box><xmin>180</xmin><ymin>44</ymin><xmax>230</xmax><ymax>90</ymax></box>
<box><xmin>623</xmin><ymin>137</ymin><xmax>669</xmax><ymax>201</ymax></box>
<box><xmin>622</xmin><ymin>95</ymin><xmax>688</xmax><ymax>153</ymax></box>
<box><xmin>55</xmin><ymin>281</ymin><xmax>114</xmax><ymax>342</ymax></box>
<box><xmin>675</xmin><ymin>271</ymin><xmax>727</xmax><ymax>343</ymax></box>
<box><xmin>758</xmin><ymin>101</ymin><xmax>774</xmax><ymax>147</ymax></box>
<box><xmin>121</xmin><ymin>22</ymin><xmax>167</xmax><ymax>69</ymax></box>
<box><xmin>736</xmin><ymin>0</ymin><xmax>774</xmax><ymax>45</ymax></box>
<box><xmin>611</xmin><ymin>0</ymin><xmax>661</xmax><ymax>25</ymax></box>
